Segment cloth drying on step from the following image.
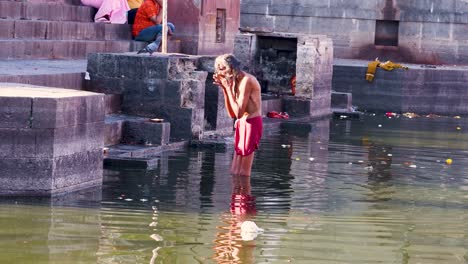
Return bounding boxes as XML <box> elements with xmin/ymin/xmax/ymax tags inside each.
<box><xmin>365</xmin><ymin>59</ymin><xmax>408</xmax><ymax>82</ymax></box>
<box><xmin>81</xmin><ymin>0</ymin><xmax>130</xmax><ymax>24</ymax></box>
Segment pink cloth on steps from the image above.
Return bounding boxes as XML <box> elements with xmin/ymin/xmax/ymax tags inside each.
<box><xmin>81</xmin><ymin>0</ymin><xmax>129</xmax><ymax>24</ymax></box>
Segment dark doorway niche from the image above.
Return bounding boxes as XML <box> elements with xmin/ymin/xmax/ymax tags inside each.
<box><xmin>255</xmin><ymin>36</ymin><xmax>297</xmax><ymax>94</ymax></box>
<box><xmin>216</xmin><ymin>9</ymin><xmax>226</xmax><ymax>43</ymax></box>
<box><xmin>375</xmin><ymin>20</ymin><xmax>399</xmax><ymax>47</ymax></box>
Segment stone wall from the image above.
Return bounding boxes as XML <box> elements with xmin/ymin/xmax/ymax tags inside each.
<box><xmin>240</xmin><ymin>0</ymin><xmax>468</xmax><ymax>65</ymax></box>
<box><xmin>0</xmin><ymin>83</ymin><xmax>104</xmax><ymax>196</ymax></box>
<box><xmin>332</xmin><ymin>60</ymin><xmax>468</xmax><ymax>115</ymax></box>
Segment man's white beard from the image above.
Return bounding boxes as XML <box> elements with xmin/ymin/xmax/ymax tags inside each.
<box><xmin>224</xmin><ymin>72</ymin><xmax>235</xmax><ymax>82</ymax></box>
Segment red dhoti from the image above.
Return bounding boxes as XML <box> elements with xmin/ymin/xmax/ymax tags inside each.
<box><xmin>234</xmin><ymin>116</ymin><xmax>263</xmax><ymax>156</ymax></box>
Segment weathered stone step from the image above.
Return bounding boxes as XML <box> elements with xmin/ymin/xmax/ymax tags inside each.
<box><xmin>105</xmin><ymin>114</ymin><xmax>170</xmax><ymax>147</ymax></box>
<box><xmin>0</xmin><ymin>1</ymin><xmax>94</xmax><ymax>22</ymax></box>
<box><xmin>0</xmin><ymin>19</ymin><xmax>132</xmax><ymax>41</ymax></box>
<box><xmin>0</xmin><ymin>40</ymin><xmax>145</xmax><ymax>59</ymax></box>
<box><xmin>0</xmin><ymin>59</ymin><xmax>87</xmax><ymax>89</ymax></box>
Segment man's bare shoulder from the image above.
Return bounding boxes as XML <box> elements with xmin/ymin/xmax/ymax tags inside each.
<box><xmin>241</xmin><ymin>72</ymin><xmax>260</xmax><ymax>87</ymax></box>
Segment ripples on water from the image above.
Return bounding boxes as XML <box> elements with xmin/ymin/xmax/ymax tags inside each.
<box><xmin>0</xmin><ymin>115</ymin><xmax>467</xmax><ymax>263</ymax></box>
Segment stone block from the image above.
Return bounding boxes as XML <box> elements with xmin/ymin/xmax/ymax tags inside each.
<box><xmin>115</xmin><ymin>55</ymin><xmax>144</xmax><ymax>80</ymax></box>
<box><xmin>86</xmin><ymin>53</ymin><xmax>100</xmax><ymax>75</ymax></box>
<box><xmin>233</xmin><ymin>33</ymin><xmax>257</xmax><ymax>71</ymax></box>
<box><xmin>0</xmin><ymin>123</ymin><xmax>103</xmax><ymax>158</ymax></box>
<box><xmin>140</xmin><ymin>56</ymin><xmax>170</xmax><ymax>79</ymax></box>
<box><xmin>240</xmin><ymin>14</ymin><xmax>275</xmax><ymax>32</ymax></box>
<box><xmin>0</xmin><ymin>84</ymin><xmax>105</xmax><ymax>196</ymax></box>
<box><xmin>282</xmin><ymin>97</ymin><xmax>312</xmax><ymax>117</ymax></box>
<box><xmin>262</xmin><ymin>96</ymin><xmax>283</xmax><ymax>114</ymax></box>
<box><xmin>104</xmin><ymin>118</ymin><xmax>124</xmax><ymax>146</ymax></box>
<box><xmin>97</xmin><ymin>53</ymin><xmax>118</xmax><ymax>77</ymax></box>
<box><xmin>0</xmin><ymin>149</ymin><xmax>103</xmax><ymax>196</ymax></box>
<box><xmin>105</xmin><ymin>94</ymin><xmax>122</xmax><ymax>114</ymax></box>
<box><xmin>52</xmin><ymin>149</ymin><xmax>103</xmax><ymax>190</ymax></box>
<box><xmin>14</xmin><ymin>20</ymin><xmax>47</xmax><ymax>39</ymax></box>
<box><xmin>123</xmin><ymin>120</ymin><xmax>170</xmax><ymax>145</ymax></box>
<box><xmin>104</xmin><ymin>157</ymin><xmax>159</xmax><ymax>170</ymax></box>
<box><xmin>104</xmin><ymin>24</ymin><xmax>133</xmax><ymax>41</ymax></box>
<box><xmin>331</xmin><ymin>92</ymin><xmax>352</xmax><ymax>110</ymax></box>
<box><xmin>0</xmin><ymin>2</ymin><xmax>22</xmax><ymax>20</ymax></box>
<box><xmin>168</xmin><ymin>56</ymin><xmax>199</xmax><ymax>80</ymax></box>
<box><xmin>274</xmin><ymin>15</ymin><xmax>312</xmax><ymax>34</ymax></box>
<box><xmin>0</xmin><ymin>157</ymin><xmax>53</xmax><ymax>194</ymax></box>
<box><xmin>0</xmin><ymin>20</ymin><xmax>14</xmax><ymax>39</ymax></box>
<box><xmin>0</xmin><ymin>96</ymin><xmax>32</xmax><ymax>129</ymax></box>
<box><xmin>32</xmin><ymin>95</ymin><xmax>105</xmax><ymax>129</ymax></box>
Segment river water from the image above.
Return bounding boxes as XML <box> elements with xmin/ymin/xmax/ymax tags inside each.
<box><xmin>1</xmin><ymin>115</ymin><xmax>467</xmax><ymax>264</ymax></box>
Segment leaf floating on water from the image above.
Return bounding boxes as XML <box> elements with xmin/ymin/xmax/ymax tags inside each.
<box><xmin>150</xmin><ymin>234</ymin><xmax>163</xmax><ymax>241</ymax></box>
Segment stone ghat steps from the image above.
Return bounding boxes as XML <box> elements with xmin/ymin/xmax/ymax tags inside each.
<box><xmin>0</xmin><ymin>59</ymin><xmax>87</xmax><ymax>89</ymax></box>
<box><xmin>0</xmin><ymin>1</ymin><xmax>95</xmax><ymax>22</ymax></box>
<box><xmin>0</xmin><ymin>19</ymin><xmax>133</xmax><ymax>41</ymax></box>
<box><xmin>0</xmin><ymin>40</ymin><xmax>146</xmax><ymax>59</ymax></box>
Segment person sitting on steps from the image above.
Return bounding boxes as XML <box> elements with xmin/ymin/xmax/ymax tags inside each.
<box><xmin>132</xmin><ymin>0</ymin><xmax>175</xmax><ymax>55</ymax></box>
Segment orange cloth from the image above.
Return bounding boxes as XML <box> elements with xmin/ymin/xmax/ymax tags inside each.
<box><xmin>132</xmin><ymin>0</ymin><xmax>160</xmax><ymax>37</ymax></box>
<box><xmin>234</xmin><ymin>116</ymin><xmax>263</xmax><ymax>156</ymax></box>
<box><xmin>127</xmin><ymin>0</ymin><xmax>143</xmax><ymax>9</ymax></box>
<box><xmin>290</xmin><ymin>75</ymin><xmax>296</xmax><ymax>95</ymax></box>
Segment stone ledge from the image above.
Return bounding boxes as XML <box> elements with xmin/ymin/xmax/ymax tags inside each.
<box><xmin>0</xmin><ymin>20</ymin><xmax>133</xmax><ymax>41</ymax></box>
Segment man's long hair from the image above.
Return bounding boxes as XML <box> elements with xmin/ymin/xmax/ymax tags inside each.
<box><xmin>215</xmin><ymin>54</ymin><xmax>242</xmax><ymax>80</ymax></box>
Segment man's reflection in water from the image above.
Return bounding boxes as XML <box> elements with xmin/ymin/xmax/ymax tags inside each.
<box><xmin>213</xmin><ymin>175</ymin><xmax>257</xmax><ymax>264</ymax></box>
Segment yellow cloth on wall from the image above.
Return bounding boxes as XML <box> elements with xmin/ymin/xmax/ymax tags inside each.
<box><xmin>379</xmin><ymin>60</ymin><xmax>409</xmax><ymax>71</ymax></box>
<box><xmin>366</xmin><ymin>59</ymin><xmax>408</xmax><ymax>82</ymax></box>
<box><xmin>128</xmin><ymin>0</ymin><xmax>143</xmax><ymax>9</ymax></box>
<box><xmin>366</xmin><ymin>60</ymin><xmax>380</xmax><ymax>82</ymax></box>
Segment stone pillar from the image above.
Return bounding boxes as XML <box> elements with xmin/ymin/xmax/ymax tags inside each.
<box><xmin>284</xmin><ymin>35</ymin><xmax>334</xmax><ymax>118</ymax></box>
<box><xmin>0</xmin><ymin>83</ymin><xmax>104</xmax><ymax>196</ymax></box>
<box><xmin>233</xmin><ymin>33</ymin><xmax>258</xmax><ymax>73</ymax></box>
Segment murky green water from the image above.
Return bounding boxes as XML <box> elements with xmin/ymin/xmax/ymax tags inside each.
<box><xmin>1</xmin><ymin>115</ymin><xmax>467</xmax><ymax>264</ymax></box>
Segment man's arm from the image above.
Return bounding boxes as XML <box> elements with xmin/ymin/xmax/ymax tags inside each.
<box><xmin>150</xmin><ymin>0</ymin><xmax>163</xmax><ymax>24</ymax></box>
<box><xmin>224</xmin><ymin>77</ymin><xmax>253</xmax><ymax>119</ymax></box>
<box><xmin>221</xmin><ymin>88</ymin><xmax>236</xmax><ymax>118</ymax></box>
<box><xmin>213</xmin><ymin>73</ymin><xmax>236</xmax><ymax>118</ymax></box>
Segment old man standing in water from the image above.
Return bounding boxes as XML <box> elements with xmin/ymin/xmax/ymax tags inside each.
<box><xmin>213</xmin><ymin>54</ymin><xmax>263</xmax><ymax>177</ymax></box>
